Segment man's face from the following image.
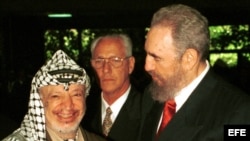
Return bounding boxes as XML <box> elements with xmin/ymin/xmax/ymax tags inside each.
<box><xmin>144</xmin><ymin>26</ymin><xmax>186</xmax><ymax>102</ymax></box>
<box><xmin>91</xmin><ymin>37</ymin><xmax>134</xmax><ymax>95</ymax></box>
<box><xmin>39</xmin><ymin>84</ymin><xmax>85</xmax><ymax>134</ymax></box>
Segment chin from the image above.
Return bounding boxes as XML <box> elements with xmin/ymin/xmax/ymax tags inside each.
<box><xmin>47</xmin><ymin>116</ymin><xmax>82</xmax><ymax>134</ymax></box>
<box><xmin>52</xmin><ymin>121</ymin><xmax>79</xmax><ymax>134</ymax></box>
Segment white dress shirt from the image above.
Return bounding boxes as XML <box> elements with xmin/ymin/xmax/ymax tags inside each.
<box><xmin>101</xmin><ymin>85</ymin><xmax>131</xmax><ymax>124</ymax></box>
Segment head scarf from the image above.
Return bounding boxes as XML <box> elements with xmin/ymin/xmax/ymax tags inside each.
<box><xmin>17</xmin><ymin>50</ymin><xmax>90</xmax><ymax>140</ymax></box>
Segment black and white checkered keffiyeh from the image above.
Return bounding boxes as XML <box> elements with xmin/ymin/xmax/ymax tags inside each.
<box><xmin>7</xmin><ymin>50</ymin><xmax>90</xmax><ymax>141</ymax></box>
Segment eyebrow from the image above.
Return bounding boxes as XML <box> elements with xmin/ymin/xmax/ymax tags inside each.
<box><xmin>148</xmin><ymin>52</ymin><xmax>161</xmax><ymax>59</ymax></box>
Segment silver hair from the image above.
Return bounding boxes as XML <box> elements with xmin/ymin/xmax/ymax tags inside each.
<box><xmin>151</xmin><ymin>4</ymin><xmax>210</xmax><ymax>61</ymax></box>
<box><xmin>90</xmin><ymin>33</ymin><xmax>133</xmax><ymax>57</ymax></box>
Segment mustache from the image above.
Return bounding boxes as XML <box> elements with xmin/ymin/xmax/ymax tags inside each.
<box><xmin>147</xmin><ymin>70</ymin><xmax>165</xmax><ymax>83</ymax></box>
<box><xmin>147</xmin><ymin>70</ymin><xmax>158</xmax><ymax>79</ymax></box>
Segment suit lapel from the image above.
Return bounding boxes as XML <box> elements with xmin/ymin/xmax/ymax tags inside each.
<box><xmin>158</xmin><ymin>70</ymin><xmax>219</xmax><ymax>141</ymax></box>
<box><xmin>108</xmin><ymin>87</ymin><xmax>141</xmax><ymax>140</ymax></box>
<box><xmin>140</xmin><ymin>101</ymin><xmax>164</xmax><ymax>141</ymax></box>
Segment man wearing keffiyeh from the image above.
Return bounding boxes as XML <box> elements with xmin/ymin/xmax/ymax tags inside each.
<box><xmin>3</xmin><ymin>50</ymin><xmax>107</xmax><ymax>141</ymax></box>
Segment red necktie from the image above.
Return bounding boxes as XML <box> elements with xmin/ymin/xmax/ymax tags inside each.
<box><xmin>157</xmin><ymin>99</ymin><xmax>176</xmax><ymax>135</ymax></box>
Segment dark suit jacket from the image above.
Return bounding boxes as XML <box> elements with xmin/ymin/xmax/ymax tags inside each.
<box><xmin>82</xmin><ymin>86</ymin><xmax>142</xmax><ymax>141</ymax></box>
<box><xmin>139</xmin><ymin>69</ymin><xmax>250</xmax><ymax>141</ymax></box>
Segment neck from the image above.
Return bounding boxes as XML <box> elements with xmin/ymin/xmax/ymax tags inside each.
<box><xmin>103</xmin><ymin>84</ymin><xmax>130</xmax><ymax>105</ymax></box>
<box><xmin>46</xmin><ymin>126</ymin><xmax>78</xmax><ymax>140</ymax></box>
<box><xmin>184</xmin><ymin>61</ymin><xmax>207</xmax><ymax>87</ymax></box>
<box><xmin>59</xmin><ymin>132</ymin><xmax>77</xmax><ymax>140</ymax></box>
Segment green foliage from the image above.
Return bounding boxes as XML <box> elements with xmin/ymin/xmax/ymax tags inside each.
<box><xmin>210</xmin><ymin>53</ymin><xmax>238</xmax><ymax>67</ymax></box>
<box><xmin>44</xmin><ymin>29</ymin><xmax>79</xmax><ymax>61</ymax></box>
<box><xmin>44</xmin><ymin>25</ymin><xmax>250</xmax><ymax>69</ymax></box>
<box><xmin>209</xmin><ymin>25</ymin><xmax>250</xmax><ymax>67</ymax></box>
<box><xmin>209</xmin><ymin>25</ymin><xmax>250</xmax><ymax>50</ymax></box>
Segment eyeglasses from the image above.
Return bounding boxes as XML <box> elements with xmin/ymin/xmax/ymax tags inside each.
<box><xmin>91</xmin><ymin>56</ymin><xmax>130</xmax><ymax>69</ymax></box>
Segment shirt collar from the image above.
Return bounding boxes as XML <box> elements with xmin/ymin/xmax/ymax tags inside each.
<box><xmin>175</xmin><ymin>60</ymin><xmax>210</xmax><ymax>111</ymax></box>
<box><xmin>101</xmin><ymin>85</ymin><xmax>131</xmax><ymax>122</ymax></box>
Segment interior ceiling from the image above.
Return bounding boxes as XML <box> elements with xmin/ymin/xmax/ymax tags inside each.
<box><xmin>0</xmin><ymin>0</ymin><xmax>250</xmax><ymax>28</ymax></box>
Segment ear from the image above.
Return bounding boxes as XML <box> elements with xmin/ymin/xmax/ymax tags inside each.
<box><xmin>128</xmin><ymin>56</ymin><xmax>135</xmax><ymax>74</ymax></box>
<box><xmin>182</xmin><ymin>48</ymin><xmax>198</xmax><ymax>70</ymax></box>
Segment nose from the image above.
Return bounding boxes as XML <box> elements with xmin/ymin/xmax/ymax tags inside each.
<box><xmin>144</xmin><ymin>55</ymin><xmax>154</xmax><ymax>72</ymax></box>
<box><xmin>62</xmin><ymin>95</ymin><xmax>73</xmax><ymax>109</ymax></box>
<box><xmin>103</xmin><ymin>59</ymin><xmax>112</xmax><ymax>73</ymax></box>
